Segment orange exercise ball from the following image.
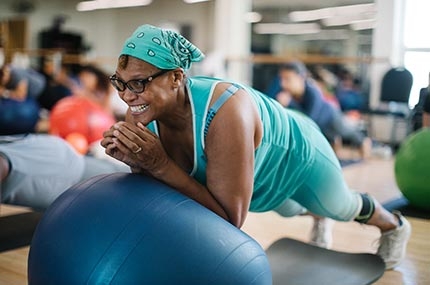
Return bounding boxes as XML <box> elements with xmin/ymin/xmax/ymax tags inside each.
<box><xmin>49</xmin><ymin>96</ymin><xmax>115</xmax><ymax>144</ymax></box>
<box><xmin>65</xmin><ymin>132</ymin><xmax>89</xmax><ymax>155</ymax></box>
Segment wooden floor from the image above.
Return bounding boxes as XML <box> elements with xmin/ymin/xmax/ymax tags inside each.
<box><xmin>1</xmin><ymin>155</ymin><xmax>429</xmax><ymax>285</ymax></box>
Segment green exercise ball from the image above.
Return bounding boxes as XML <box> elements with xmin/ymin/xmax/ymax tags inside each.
<box><xmin>394</xmin><ymin>128</ymin><xmax>430</xmax><ymax>210</ymax></box>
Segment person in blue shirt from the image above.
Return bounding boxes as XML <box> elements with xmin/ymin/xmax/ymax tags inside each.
<box><xmin>101</xmin><ymin>24</ymin><xmax>410</xmax><ymax>270</ymax></box>
<box><xmin>276</xmin><ymin>61</ymin><xmax>372</xmax><ymax>159</ymax></box>
<box><xmin>335</xmin><ymin>68</ymin><xmax>366</xmax><ymax>112</ymax></box>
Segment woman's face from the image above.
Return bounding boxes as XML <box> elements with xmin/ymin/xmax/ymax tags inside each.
<box><xmin>113</xmin><ymin>57</ymin><xmax>172</xmax><ymax>126</ymax></box>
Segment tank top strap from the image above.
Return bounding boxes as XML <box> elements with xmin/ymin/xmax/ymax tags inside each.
<box><xmin>204</xmin><ymin>83</ymin><xmax>242</xmax><ymax>138</ymax></box>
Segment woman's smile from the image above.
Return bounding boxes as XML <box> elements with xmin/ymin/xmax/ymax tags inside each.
<box><xmin>130</xmin><ymin>103</ymin><xmax>149</xmax><ymax>114</ymax></box>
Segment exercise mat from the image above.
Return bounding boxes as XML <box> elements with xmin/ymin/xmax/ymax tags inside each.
<box><xmin>266</xmin><ymin>237</ymin><xmax>385</xmax><ymax>285</ymax></box>
<box><xmin>383</xmin><ymin>196</ymin><xmax>430</xmax><ymax>219</ymax></box>
<box><xmin>0</xmin><ymin>212</ymin><xmax>43</xmax><ymax>252</ymax></box>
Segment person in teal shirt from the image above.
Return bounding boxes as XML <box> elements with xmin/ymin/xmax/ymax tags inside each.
<box><xmin>101</xmin><ymin>24</ymin><xmax>410</xmax><ymax>270</ymax></box>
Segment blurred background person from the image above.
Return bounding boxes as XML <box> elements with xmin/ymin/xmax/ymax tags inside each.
<box><xmin>277</xmin><ymin>61</ymin><xmax>372</xmax><ymax>159</ymax></box>
<box><xmin>48</xmin><ymin>63</ymin><xmax>125</xmax><ymax>162</ymax></box>
<box><xmin>335</xmin><ymin>67</ymin><xmax>366</xmax><ymax>113</ymax></box>
<box><xmin>411</xmin><ymin>71</ymin><xmax>430</xmax><ymax>130</ymax></box>
<box><xmin>37</xmin><ymin>55</ymin><xmax>78</xmax><ymax>111</ymax></box>
<box><xmin>422</xmin><ymin>86</ymin><xmax>430</xmax><ymax>128</ymax></box>
<box><xmin>0</xmin><ymin>63</ymin><xmax>46</xmax><ymax>135</ymax></box>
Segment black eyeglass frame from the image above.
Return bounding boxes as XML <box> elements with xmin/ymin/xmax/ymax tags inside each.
<box><xmin>109</xmin><ymin>69</ymin><xmax>169</xmax><ymax>94</ymax></box>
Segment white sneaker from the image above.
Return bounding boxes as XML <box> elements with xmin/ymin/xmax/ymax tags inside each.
<box><xmin>377</xmin><ymin>211</ymin><xmax>411</xmax><ymax>270</ymax></box>
<box><xmin>309</xmin><ymin>217</ymin><xmax>334</xmax><ymax>249</ymax></box>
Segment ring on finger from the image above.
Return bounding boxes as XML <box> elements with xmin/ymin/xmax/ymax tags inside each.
<box><xmin>133</xmin><ymin>147</ymin><xmax>142</xmax><ymax>154</ymax></box>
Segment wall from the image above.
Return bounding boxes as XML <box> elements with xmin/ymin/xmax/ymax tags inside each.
<box><xmin>0</xmin><ymin>0</ymin><xmax>215</xmax><ymax>72</ymax></box>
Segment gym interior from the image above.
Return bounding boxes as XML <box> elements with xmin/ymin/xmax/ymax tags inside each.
<box><xmin>0</xmin><ymin>0</ymin><xmax>429</xmax><ymax>284</ymax></box>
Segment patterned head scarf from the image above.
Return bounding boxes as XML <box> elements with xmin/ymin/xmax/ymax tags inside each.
<box><xmin>120</xmin><ymin>24</ymin><xmax>205</xmax><ymax>70</ymax></box>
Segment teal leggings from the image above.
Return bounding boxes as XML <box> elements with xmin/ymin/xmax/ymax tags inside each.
<box><xmin>274</xmin><ymin>138</ymin><xmax>362</xmax><ymax>222</ymax></box>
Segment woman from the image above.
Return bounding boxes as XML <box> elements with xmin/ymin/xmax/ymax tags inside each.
<box><xmin>101</xmin><ymin>24</ymin><xmax>410</xmax><ymax>270</ymax></box>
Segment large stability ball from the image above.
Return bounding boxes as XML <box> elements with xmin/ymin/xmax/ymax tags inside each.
<box><xmin>394</xmin><ymin>128</ymin><xmax>430</xmax><ymax>210</ymax></box>
<box><xmin>0</xmin><ymin>97</ymin><xmax>40</xmax><ymax>135</ymax></box>
<box><xmin>28</xmin><ymin>173</ymin><xmax>272</xmax><ymax>285</ymax></box>
<box><xmin>49</xmin><ymin>96</ymin><xmax>115</xmax><ymax>144</ymax></box>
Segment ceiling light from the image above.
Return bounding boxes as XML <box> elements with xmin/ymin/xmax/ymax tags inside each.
<box><xmin>289</xmin><ymin>3</ymin><xmax>376</xmax><ymax>22</ymax></box>
<box><xmin>300</xmin><ymin>29</ymin><xmax>349</xmax><ymax>41</ymax></box>
<box><xmin>289</xmin><ymin>8</ymin><xmax>333</xmax><ymax>22</ymax></box>
<box><xmin>350</xmin><ymin>19</ymin><xmax>376</xmax><ymax>31</ymax></box>
<box><xmin>76</xmin><ymin>0</ymin><xmax>152</xmax><ymax>11</ymax></box>
<box><xmin>244</xmin><ymin>12</ymin><xmax>262</xmax><ymax>23</ymax></box>
<box><xmin>254</xmin><ymin>23</ymin><xmax>320</xmax><ymax>35</ymax></box>
<box><xmin>322</xmin><ymin>15</ymin><xmax>360</xmax><ymax>27</ymax></box>
<box><xmin>183</xmin><ymin>0</ymin><xmax>210</xmax><ymax>3</ymax></box>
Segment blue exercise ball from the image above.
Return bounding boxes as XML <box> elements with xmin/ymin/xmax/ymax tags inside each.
<box><xmin>0</xmin><ymin>97</ymin><xmax>40</xmax><ymax>135</ymax></box>
<box><xmin>28</xmin><ymin>173</ymin><xmax>272</xmax><ymax>285</ymax></box>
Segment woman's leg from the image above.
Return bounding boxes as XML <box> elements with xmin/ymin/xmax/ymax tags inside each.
<box><xmin>274</xmin><ymin>198</ymin><xmax>334</xmax><ymax>248</ymax></box>
<box><xmin>292</xmin><ymin>137</ymin><xmax>411</xmax><ymax>269</ymax></box>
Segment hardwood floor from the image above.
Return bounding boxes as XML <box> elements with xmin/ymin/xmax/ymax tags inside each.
<box><xmin>242</xmin><ymin>157</ymin><xmax>430</xmax><ymax>285</ymax></box>
<box><xmin>1</xmin><ymin>157</ymin><xmax>429</xmax><ymax>285</ymax></box>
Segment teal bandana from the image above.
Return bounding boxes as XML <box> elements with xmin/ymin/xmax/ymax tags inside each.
<box><xmin>120</xmin><ymin>24</ymin><xmax>205</xmax><ymax>70</ymax></box>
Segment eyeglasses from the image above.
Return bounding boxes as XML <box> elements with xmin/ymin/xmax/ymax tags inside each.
<box><xmin>109</xmin><ymin>69</ymin><xmax>169</xmax><ymax>94</ymax></box>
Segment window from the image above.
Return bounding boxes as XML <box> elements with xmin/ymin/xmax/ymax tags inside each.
<box><xmin>403</xmin><ymin>0</ymin><xmax>430</xmax><ymax>107</ymax></box>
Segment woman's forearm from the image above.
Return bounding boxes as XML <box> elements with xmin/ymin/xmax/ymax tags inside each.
<box><xmin>151</xmin><ymin>159</ymin><xmax>230</xmax><ymax>222</ymax></box>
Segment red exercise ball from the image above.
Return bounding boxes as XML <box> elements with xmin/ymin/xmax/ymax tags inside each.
<box><xmin>49</xmin><ymin>96</ymin><xmax>115</xmax><ymax>144</ymax></box>
<box><xmin>65</xmin><ymin>132</ymin><xmax>89</xmax><ymax>155</ymax></box>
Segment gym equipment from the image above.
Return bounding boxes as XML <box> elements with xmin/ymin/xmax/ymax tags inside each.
<box><xmin>28</xmin><ymin>173</ymin><xmax>272</xmax><ymax>285</ymax></box>
<box><xmin>49</xmin><ymin>96</ymin><xmax>115</xmax><ymax>144</ymax></box>
<box><xmin>367</xmin><ymin>67</ymin><xmax>413</xmax><ymax>148</ymax></box>
<box><xmin>383</xmin><ymin>196</ymin><xmax>430</xmax><ymax>219</ymax></box>
<box><xmin>394</xmin><ymin>128</ymin><xmax>430</xmax><ymax>210</ymax></box>
<box><xmin>0</xmin><ymin>97</ymin><xmax>40</xmax><ymax>135</ymax></box>
<box><xmin>0</xmin><ymin>212</ymin><xmax>43</xmax><ymax>252</ymax></box>
<box><xmin>266</xmin><ymin>238</ymin><xmax>385</xmax><ymax>285</ymax></box>
<box><xmin>65</xmin><ymin>132</ymin><xmax>89</xmax><ymax>154</ymax></box>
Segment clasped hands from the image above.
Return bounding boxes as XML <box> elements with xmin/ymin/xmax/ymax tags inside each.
<box><xmin>101</xmin><ymin>121</ymin><xmax>169</xmax><ymax>175</ymax></box>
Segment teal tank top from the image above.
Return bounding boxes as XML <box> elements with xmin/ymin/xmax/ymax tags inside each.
<box><xmin>148</xmin><ymin>76</ymin><xmax>323</xmax><ymax>212</ymax></box>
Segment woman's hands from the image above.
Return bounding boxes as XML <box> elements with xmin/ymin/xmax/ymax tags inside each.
<box><xmin>101</xmin><ymin>121</ymin><xmax>170</xmax><ymax>176</ymax></box>
<box><xmin>101</xmin><ymin>119</ymin><xmax>231</xmax><ymax>223</ymax></box>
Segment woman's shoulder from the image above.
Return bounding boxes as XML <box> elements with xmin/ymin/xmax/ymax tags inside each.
<box><xmin>189</xmin><ymin>75</ymin><xmax>222</xmax><ymax>85</ymax></box>
<box><xmin>188</xmin><ymin>76</ymin><xmax>234</xmax><ymax>95</ymax></box>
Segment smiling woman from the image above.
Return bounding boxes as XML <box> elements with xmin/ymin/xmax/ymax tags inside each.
<box><xmin>100</xmin><ymin>24</ymin><xmax>411</xmax><ymax>271</ymax></box>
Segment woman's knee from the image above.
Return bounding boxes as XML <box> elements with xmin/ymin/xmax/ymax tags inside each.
<box><xmin>274</xmin><ymin>199</ymin><xmax>307</xmax><ymax>217</ymax></box>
